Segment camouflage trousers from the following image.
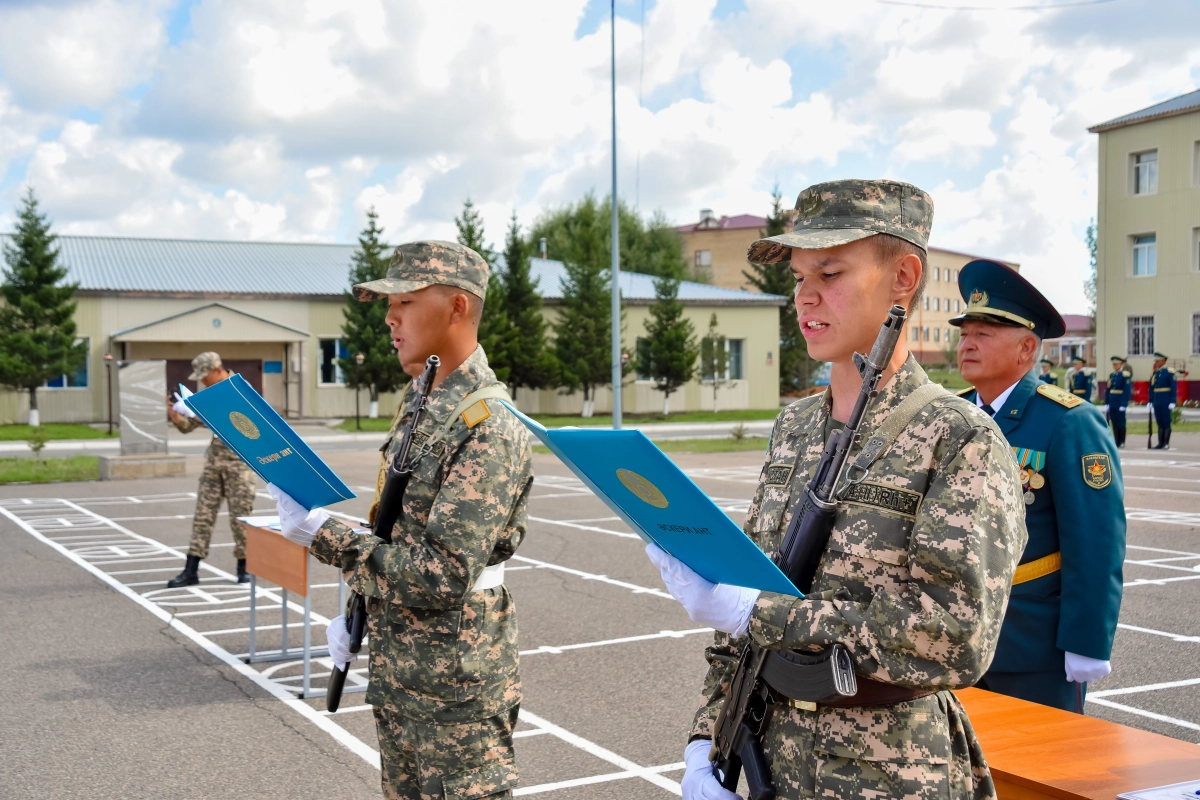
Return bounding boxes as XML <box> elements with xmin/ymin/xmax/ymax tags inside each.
<box><xmin>188</xmin><ymin>460</ymin><xmax>256</xmax><ymax>560</ymax></box>
<box><xmin>373</xmin><ymin>705</ymin><xmax>519</xmax><ymax>799</ymax></box>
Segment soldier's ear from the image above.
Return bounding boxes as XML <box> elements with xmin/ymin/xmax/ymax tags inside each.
<box><xmin>892</xmin><ymin>252</ymin><xmax>922</xmax><ymax>308</ymax></box>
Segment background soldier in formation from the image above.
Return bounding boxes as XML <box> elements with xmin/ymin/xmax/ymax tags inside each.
<box><xmin>647</xmin><ymin>180</ymin><xmax>1027</xmax><ymax>800</ymax></box>
<box><xmin>1105</xmin><ymin>356</ymin><xmax>1132</xmax><ymax>448</ymax></box>
<box><xmin>1038</xmin><ymin>358</ymin><xmax>1057</xmax><ymax>385</ymax></box>
<box><xmin>1149</xmin><ymin>352</ymin><xmax>1178</xmax><ymax>450</ymax></box>
<box><xmin>952</xmin><ymin>261</ymin><xmax>1125</xmax><ymax>713</ymax></box>
<box><xmin>165</xmin><ymin>351</ymin><xmax>256</xmax><ymax>587</ymax></box>
<box><xmin>273</xmin><ymin>241</ymin><xmax>533</xmax><ymax>800</ymax></box>
<box><xmin>1068</xmin><ymin>355</ymin><xmax>1092</xmax><ymax>401</ymax></box>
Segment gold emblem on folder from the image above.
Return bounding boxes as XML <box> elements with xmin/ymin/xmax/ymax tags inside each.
<box><xmin>616</xmin><ymin>468</ymin><xmax>669</xmax><ymax>509</ymax></box>
<box><xmin>229</xmin><ymin>411</ymin><xmax>261</xmax><ymax>440</ymax></box>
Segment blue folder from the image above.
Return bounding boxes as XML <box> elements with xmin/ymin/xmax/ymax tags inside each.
<box><xmin>502</xmin><ymin>402</ymin><xmax>800</xmax><ymax>596</ymax></box>
<box><xmin>181</xmin><ymin>375</ymin><xmax>356</xmax><ymax>511</ymax></box>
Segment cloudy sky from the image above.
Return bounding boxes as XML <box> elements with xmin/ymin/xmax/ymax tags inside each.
<box><xmin>1</xmin><ymin>0</ymin><xmax>1198</xmax><ymax>313</ymax></box>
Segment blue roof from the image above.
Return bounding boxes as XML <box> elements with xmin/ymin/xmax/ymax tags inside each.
<box><xmin>1089</xmin><ymin>88</ymin><xmax>1200</xmax><ymax>132</ymax></box>
<box><xmin>0</xmin><ymin>234</ymin><xmax>785</xmax><ymax>305</ymax></box>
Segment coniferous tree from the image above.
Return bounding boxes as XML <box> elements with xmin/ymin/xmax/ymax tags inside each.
<box><xmin>700</xmin><ymin>313</ymin><xmax>731</xmax><ymax>413</ymax></box>
<box><xmin>455</xmin><ymin>198</ymin><xmax>513</xmax><ymax>382</ymax></box>
<box><xmin>0</xmin><ymin>188</ymin><xmax>87</xmax><ymax>427</ymax></box>
<box><xmin>500</xmin><ymin>211</ymin><xmax>556</xmax><ymax>400</ymax></box>
<box><xmin>1084</xmin><ymin>218</ymin><xmax>1097</xmax><ymax>325</ymax></box>
<box><xmin>340</xmin><ymin>207</ymin><xmax>408</xmax><ymax>418</ymax></box>
<box><xmin>642</xmin><ymin>275</ymin><xmax>699</xmax><ymax>415</ymax></box>
<box><xmin>743</xmin><ymin>183</ymin><xmax>815</xmax><ymax>394</ymax></box>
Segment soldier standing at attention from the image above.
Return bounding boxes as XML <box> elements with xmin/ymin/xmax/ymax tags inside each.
<box><xmin>952</xmin><ymin>261</ymin><xmax>1125</xmax><ymax>713</ymax></box>
<box><xmin>1105</xmin><ymin>356</ymin><xmax>1132</xmax><ymax>448</ymax></box>
<box><xmin>647</xmin><ymin>180</ymin><xmax>1027</xmax><ymax>800</ymax></box>
<box><xmin>1068</xmin><ymin>355</ymin><xmax>1092</xmax><ymax>401</ymax></box>
<box><xmin>272</xmin><ymin>241</ymin><xmax>533</xmax><ymax>799</ymax></box>
<box><xmin>165</xmin><ymin>352</ymin><xmax>257</xmax><ymax>587</ymax></box>
<box><xmin>1149</xmin><ymin>352</ymin><xmax>1177</xmax><ymax>450</ymax></box>
<box><xmin>1038</xmin><ymin>358</ymin><xmax>1058</xmax><ymax>385</ymax></box>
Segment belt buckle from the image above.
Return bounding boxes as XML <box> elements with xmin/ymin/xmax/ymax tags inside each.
<box><xmin>786</xmin><ymin>698</ymin><xmax>818</xmax><ymax>712</ymax></box>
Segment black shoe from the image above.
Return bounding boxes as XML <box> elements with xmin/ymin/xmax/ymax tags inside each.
<box><xmin>167</xmin><ymin>555</ymin><xmax>202</xmax><ymax>588</ymax></box>
<box><xmin>236</xmin><ymin>559</ymin><xmax>250</xmax><ymax>584</ymax></box>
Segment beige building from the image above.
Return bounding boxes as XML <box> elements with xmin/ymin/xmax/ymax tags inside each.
<box><xmin>677</xmin><ymin>210</ymin><xmax>1018</xmax><ymax>364</ymax></box>
<box><xmin>1090</xmin><ymin>88</ymin><xmax>1200</xmax><ymax>398</ymax></box>
<box><xmin>0</xmin><ymin>236</ymin><xmax>785</xmax><ymax>425</ymax></box>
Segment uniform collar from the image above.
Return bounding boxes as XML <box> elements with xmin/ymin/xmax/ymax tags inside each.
<box><xmin>856</xmin><ymin>353</ymin><xmax>929</xmax><ymax>432</ymax></box>
<box><xmin>410</xmin><ymin>345</ymin><xmax>496</xmax><ymax>424</ymax></box>
<box><xmin>990</xmin><ymin>369</ymin><xmax>1039</xmax><ymax>434</ymax></box>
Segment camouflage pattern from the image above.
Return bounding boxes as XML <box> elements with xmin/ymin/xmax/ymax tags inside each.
<box><xmin>188</xmin><ymin>351</ymin><xmax>222</xmax><ymax>381</ymax></box>
<box><xmin>691</xmin><ymin>356</ymin><xmax>1027</xmax><ymax>799</ymax></box>
<box><xmin>310</xmin><ymin>345</ymin><xmax>533</xmax><ymax>790</ymax></box>
<box><xmin>374</xmin><ymin>706</ymin><xmax>519</xmax><ymax>799</ymax></box>
<box><xmin>748</xmin><ymin>179</ymin><xmax>934</xmax><ymax>265</ymax></box>
<box><xmin>353</xmin><ymin>240</ymin><xmax>491</xmax><ymax>302</ymax></box>
<box><xmin>172</xmin><ymin>413</ymin><xmax>256</xmax><ymax>560</ymax></box>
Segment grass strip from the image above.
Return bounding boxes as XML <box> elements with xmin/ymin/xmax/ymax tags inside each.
<box><xmin>0</xmin><ymin>424</ymin><xmax>118</xmax><ymax>441</ymax></box>
<box><xmin>0</xmin><ymin>456</ymin><xmax>100</xmax><ymax>485</ymax></box>
<box><xmin>337</xmin><ymin>408</ymin><xmax>782</xmax><ymax>432</ymax></box>
<box><xmin>534</xmin><ymin>436</ymin><xmax>770</xmax><ymax>455</ymax></box>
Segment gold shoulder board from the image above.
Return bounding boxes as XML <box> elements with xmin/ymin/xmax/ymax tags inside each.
<box><xmin>461</xmin><ymin>399</ymin><xmax>492</xmax><ymax>428</ymax></box>
<box><xmin>956</xmin><ymin>386</ymin><xmax>975</xmax><ymax>397</ymax></box>
<box><xmin>1036</xmin><ymin>383</ymin><xmax>1083</xmax><ymax>408</ymax></box>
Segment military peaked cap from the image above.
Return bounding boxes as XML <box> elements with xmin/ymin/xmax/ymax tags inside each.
<box><xmin>950</xmin><ymin>259</ymin><xmax>1066</xmax><ymax>340</ymax></box>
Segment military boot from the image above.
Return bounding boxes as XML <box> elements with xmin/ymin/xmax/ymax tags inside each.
<box><xmin>236</xmin><ymin>559</ymin><xmax>250</xmax><ymax>584</ymax></box>
<box><xmin>167</xmin><ymin>555</ymin><xmax>201</xmax><ymax>588</ymax></box>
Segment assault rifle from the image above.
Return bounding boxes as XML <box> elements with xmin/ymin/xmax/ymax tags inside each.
<box><xmin>326</xmin><ymin>355</ymin><xmax>440</xmax><ymax>712</ymax></box>
<box><xmin>710</xmin><ymin>306</ymin><xmax>907</xmax><ymax>800</ymax></box>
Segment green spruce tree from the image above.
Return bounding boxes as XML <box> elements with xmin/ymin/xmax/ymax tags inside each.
<box><xmin>339</xmin><ymin>207</ymin><xmax>407</xmax><ymax>418</ymax></box>
<box><xmin>642</xmin><ymin>275</ymin><xmax>699</xmax><ymax>415</ymax></box>
<box><xmin>699</xmin><ymin>313</ymin><xmax>731</xmax><ymax>413</ymax></box>
<box><xmin>455</xmin><ymin>198</ymin><xmax>513</xmax><ymax>382</ymax></box>
<box><xmin>743</xmin><ymin>183</ymin><xmax>814</xmax><ymax>394</ymax></box>
<box><xmin>1084</xmin><ymin>218</ymin><xmax>1097</xmax><ymax>325</ymax></box>
<box><xmin>500</xmin><ymin>211</ymin><xmax>556</xmax><ymax>401</ymax></box>
<box><xmin>0</xmin><ymin>188</ymin><xmax>87</xmax><ymax>427</ymax></box>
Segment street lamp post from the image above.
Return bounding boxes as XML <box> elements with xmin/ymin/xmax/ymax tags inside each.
<box><xmin>104</xmin><ymin>354</ymin><xmax>114</xmax><ymax>435</ymax></box>
<box><xmin>355</xmin><ymin>353</ymin><xmax>365</xmax><ymax>431</ymax></box>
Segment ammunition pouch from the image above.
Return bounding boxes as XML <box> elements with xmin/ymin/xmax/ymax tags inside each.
<box><xmin>761</xmin><ymin>644</ymin><xmax>933</xmax><ymax>709</ymax></box>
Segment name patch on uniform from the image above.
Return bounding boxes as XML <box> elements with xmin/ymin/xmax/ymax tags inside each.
<box><xmin>843</xmin><ymin>481</ymin><xmax>923</xmax><ymax>519</ymax></box>
<box><xmin>408</xmin><ymin>430</ymin><xmax>447</xmax><ymax>461</ymax></box>
<box><xmin>765</xmin><ymin>463</ymin><xmax>794</xmax><ymax>487</ymax></box>
<box><xmin>1082</xmin><ymin>453</ymin><xmax>1112</xmax><ymax>490</ymax></box>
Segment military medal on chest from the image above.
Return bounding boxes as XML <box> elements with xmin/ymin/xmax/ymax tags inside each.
<box><xmin>1013</xmin><ymin>447</ymin><xmax>1047</xmax><ymax>505</ymax></box>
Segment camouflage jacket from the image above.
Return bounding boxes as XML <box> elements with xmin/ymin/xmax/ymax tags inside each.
<box><xmin>172</xmin><ymin>414</ymin><xmax>242</xmax><ymax>467</ymax></box>
<box><xmin>311</xmin><ymin>346</ymin><xmax>534</xmax><ymax>724</ymax></box>
<box><xmin>691</xmin><ymin>357</ymin><xmax>1027</xmax><ymax>798</ymax></box>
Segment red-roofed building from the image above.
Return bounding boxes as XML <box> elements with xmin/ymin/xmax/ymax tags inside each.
<box><xmin>676</xmin><ymin>210</ymin><xmax>768</xmax><ymax>286</ymax></box>
<box><xmin>1041</xmin><ymin>315</ymin><xmax>1097</xmax><ymax>368</ymax></box>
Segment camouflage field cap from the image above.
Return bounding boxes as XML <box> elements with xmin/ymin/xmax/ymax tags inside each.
<box><xmin>353</xmin><ymin>240</ymin><xmax>489</xmax><ymax>302</ymax></box>
<box><xmin>747</xmin><ymin>179</ymin><xmax>934</xmax><ymax>265</ymax></box>
<box><xmin>188</xmin><ymin>351</ymin><xmax>222</xmax><ymax>381</ymax></box>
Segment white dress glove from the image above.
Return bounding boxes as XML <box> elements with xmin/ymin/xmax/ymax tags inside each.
<box><xmin>268</xmin><ymin>482</ymin><xmax>329</xmax><ymax>548</ymax></box>
<box><xmin>1119</xmin><ymin>407</ymin><xmax>1126</xmax><ymax>412</ymax></box>
<box><xmin>325</xmin><ymin>614</ymin><xmax>359</xmax><ymax>670</ymax></box>
<box><xmin>646</xmin><ymin>544</ymin><xmax>760</xmax><ymax>637</ymax></box>
<box><xmin>681</xmin><ymin>739</ymin><xmax>741</xmax><ymax>800</ymax></box>
<box><xmin>172</xmin><ymin>393</ymin><xmax>196</xmax><ymax>418</ymax></box>
<box><xmin>1064</xmin><ymin>651</ymin><xmax>1111</xmax><ymax>683</ymax></box>
<box><xmin>1169</xmin><ymin>403</ymin><xmax>1176</xmax><ymax>411</ymax></box>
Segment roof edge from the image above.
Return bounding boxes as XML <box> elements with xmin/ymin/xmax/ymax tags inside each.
<box><xmin>1088</xmin><ymin>100</ymin><xmax>1200</xmax><ymax>133</ymax></box>
<box><xmin>110</xmin><ymin>301</ymin><xmax>312</xmax><ymax>339</ymax></box>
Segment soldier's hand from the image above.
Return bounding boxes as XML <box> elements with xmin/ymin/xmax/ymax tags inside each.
<box><xmin>269</xmin><ymin>483</ymin><xmax>329</xmax><ymax>547</ymax></box>
<box><xmin>646</xmin><ymin>544</ymin><xmax>759</xmax><ymax>637</ymax></box>
<box><xmin>325</xmin><ymin>614</ymin><xmax>359</xmax><ymax>670</ymax></box>
<box><xmin>1065</xmin><ymin>652</ymin><xmax>1111</xmax><ymax>683</ymax></box>
<box><xmin>681</xmin><ymin>740</ymin><xmax>741</xmax><ymax>800</ymax></box>
<box><xmin>1169</xmin><ymin>403</ymin><xmax>1177</xmax><ymax>411</ymax></box>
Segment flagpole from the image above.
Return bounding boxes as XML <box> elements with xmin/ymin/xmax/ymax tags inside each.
<box><xmin>610</xmin><ymin>0</ymin><xmax>623</xmax><ymax>430</ymax></box>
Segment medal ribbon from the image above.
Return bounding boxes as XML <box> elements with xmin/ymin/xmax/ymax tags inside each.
<box><xmin>1011</xmin><ymin>447</ymin><xmax>1045</xmax><ymax>472</ymax></box>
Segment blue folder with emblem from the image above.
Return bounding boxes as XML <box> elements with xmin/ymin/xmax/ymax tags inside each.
<box><xmin>501</xmin><ymin>402</ymin><xmax>800</xmax><ymax>596</ymax></box>
<box><xmin>181</xmin><ymin>375</ymin><xmax>356</xmax><ymax>511</ymax></box>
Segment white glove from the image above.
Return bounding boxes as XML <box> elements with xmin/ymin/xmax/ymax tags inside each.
<box><xmin>1119</xmin><ymin>407</ymin><xmax>1126</xmax><ymax>412</ymax></box>
<box><xmin>646</xmin><ymin>544</ymin><xmax>760</xmax><ymax>637</ymax></box>
<box><xmin>325</xmin><ymin>614</ymin><xmax>359</xmax><ymax>671</ymax></box>
<box><xmin>1169</xmin><ymin>403</ymin><xmax>1176</xmax><ymax>410</ymax></box>
<box><xmin>681</xmin><ymin>739</ymin><xmax>741</xmax><ymax>800</ymax></box>
<box><xmin>1064</xmin><ymin>651</ymin><xmax>1111</xmax><ymax>683</ymax></box>
<box><xmin>268</xmin><ymin>482</ymin><xmax>329</xmax><ymax>547</ymax></box>
<box><xmin>172</xmin><ymin>393</ymin><xmax>196</xmax><ymax>418</ymax></box>
<box><xmin>1101</xmin><ymin>405</ymin><xmax>1109</xmax><ymax>412</ymax></box>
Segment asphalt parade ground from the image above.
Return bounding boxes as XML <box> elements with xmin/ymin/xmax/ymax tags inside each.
<box><xmin>3</xmin><ymin>435</ymin><xmax>1200</xmax><ymax>798</ymax></box>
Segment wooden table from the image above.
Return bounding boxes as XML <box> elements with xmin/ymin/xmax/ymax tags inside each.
<box><xmin>957</xmin><ymin>687</ymin><xmax>1200</xmax><ymax>799</ymax></box>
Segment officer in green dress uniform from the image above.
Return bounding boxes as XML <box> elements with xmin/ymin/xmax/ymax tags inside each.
<box><xmin>1069</xmin><ymin>356</ymin><xmax>1092</xmax><ymax>401</ymax></box>
<box><xmin>1105</xmin><ymin>356</ymin><xmax>1132</xmax><ymax>448</ymax></box>
<box><xmin>1038</xmin><ymin>358</ymin><xmax>1057</xmax><ymax>385</ymax></box>
<box><xmin>952</xmin><ymin>259</ymin><xmax>1125</xmax><ymax>713</ymax></box>
<box><xmin>1149</xmin><ymin>352</ymin><xmax>1177</xmax><ymax>450</ymax></box>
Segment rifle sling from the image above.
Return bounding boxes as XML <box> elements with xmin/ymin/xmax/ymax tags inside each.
<box><xmin>838</xmin><ymin>382</ymin><xmax>948</xmax><ymax>493</ymax></box>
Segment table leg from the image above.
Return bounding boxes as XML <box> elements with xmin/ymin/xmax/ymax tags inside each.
<box><xmin>281</xmin><ymin>587</ymin><xmax>288</xmax><ymax>656</ymax></box>
<box><xmin>303</xmin><ymin>553</ymin><xmax>312</xmax><ymax>697</ymax></box>
<box><xmin>248</xmin><ymin>574</ymin><xmax>257</xmax><ymax>661</ymax></box>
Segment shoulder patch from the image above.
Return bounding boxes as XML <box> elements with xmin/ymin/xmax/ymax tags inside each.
<box><xmin>1036</xmin><ymin>383</ymin><xmax>1083</xmax><ymax>408</ymax></box>
<box><xmin>1082</xmin><ymin>453</ymin><xmax>1112</xmax><ymax>489</ymax></box>
<box><xmin>955</xmin><ymin>386</ymin><xmax>975</xmax><ymax>397</ymax></box>
<box><xmin>461</xmin><ymin>399</ymin><xmax>492</xmax><ymax>428</ymax></box>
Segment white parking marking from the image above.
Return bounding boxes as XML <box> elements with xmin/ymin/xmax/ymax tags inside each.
<box><xmin>520</xmin><ymin>628</ymin><xmax>712</xmax><ymax>656</ymax></box>
<box><xmin>1089</xmin><ymin>698</ymin><xmax>1200</xmax><ymax>733</ymax></box>
<box><xmin>511</xmin><ymin>554</ymin><xmax>673</xmax><ymax>600</ymax></box>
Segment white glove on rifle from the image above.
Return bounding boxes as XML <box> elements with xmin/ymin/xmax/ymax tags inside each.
<box><xmin>646</xmin><ymin>544</ymin><xmax>760</xmax><ymax>637</ymax></box>
<box><xmin>325</xmin><ymin>614</ymin><xmax>359</xmax><ymax>671</ymax></box>
<box><xmin>172</xmin><ymin>393</ymin><xmax>196</xmax><ymax>418</ymax></box>
<box><xmin>681</xmin><ymin>739</ymin><xmax>741</xmax><ymax>800</ymax></box>
<box><xmin>268</xmin><ymin>483</ymin><xmax>329</xmax><ymax>548</ymax></box>
<box><xmin>1065</xmin><ymin>651</ymin><xmax>1110</xmax><ymax>683</ymax></box>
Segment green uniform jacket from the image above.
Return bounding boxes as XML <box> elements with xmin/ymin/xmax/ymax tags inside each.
<box><xmin>962</xmin><ymin>371</ymin><xmax>1125</xmax><ymax>671</ymax></box>
<box><xmin>312</xmin><ymin>346</ymin><xmax>534</xmax><ymax>723</ymax></box>
<box><xmin>692</xmin><ymin>357</ymin><xmax>1027</xmax><ymax>799</ymax></box>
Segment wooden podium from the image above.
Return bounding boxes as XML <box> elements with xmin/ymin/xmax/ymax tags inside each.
<box><xmin>957</xmin><ymin>687</ymin><xmax>1200</xmax><ymax>799</ymax></box>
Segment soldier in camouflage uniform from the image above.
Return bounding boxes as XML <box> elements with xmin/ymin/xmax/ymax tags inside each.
<box><xmin>647</xmin><ymin>180</ymin><xmax>1028</xmax><ymax>799</ymax></box>
<box><xmin>165</xmin><ymin>351</ymin><xmax>257</xmax><ymax>588</ymax></box>
<box><xmin>272</xmin><ymin>241</ymin><xmax>534</xmax><ymax>799</ymax></box>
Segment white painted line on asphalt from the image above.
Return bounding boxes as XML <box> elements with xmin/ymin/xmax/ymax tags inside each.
<box><xmin>1089</xmin><ymin>697</ymin><xmax>1200</xmax><ymax>733</ymax></box>
<box><xmin>514</xmin><ymin>710</ymin><xmax>682</xmax><ymax>796</ymax></box>
<box><xmin>1091</xmin><ymin>677</ymin><xmax>1200</xmax><ymax>698</ymax></box>
<box><xmin>1126</xmin><ymin>508</ymin><xmax>1200</xmax><ymax>527</ymax></box>
<box><xmin>513</xmin><ymin>729</ymin><xmax>551</xmax><ymax>739</ymax></box>
<box><xmin>528</xmin><ymin>516</ymin><xmax>639</xmax><ymax>539</ymax></box>
<box><xmin>1124</xmin><ymin>476</ymin><xmax>1200</xmax><ymax>484</ymax></box>
<box><xmin>103</xmin><ymin>567</ymin><xmax>191</xmax><ymax>576</ymax></box>
<box><xmin>1127</xmin><ymin>544</ymin><xmax>1200</xmax><ymax>557</ymax></box>
<box><xmin>1125</xmin><ymin>574</ymin><xmax>1200</xmax><ymax>588</ymax></box>
<box><xmin>520</xmin><ymin>628</ymin><xmax>712</xmax><ymax>656</ymax></box>
<box><xmin>323</xmin><ymin>703</ymin><xmax>375</xmax><ymax>716</ymax></box>
<box><xmin>514</xmin><ymin>762</ymin><xmax>686</xmax><ymax>796</ymax></box>
<box><xmin>174</xmin><ymin>605</ymin><xmax>282</xmax><ymax>617</ymax></box>
<box><xmin>1117</xmin><ymin>623</ymin><xmax>1200</xmax><ymax>643</ymax></box>
<box><xmin>1125</xmin><ymin>486</ymin><xmax>1200</xmax><ymax>497</ymax></box>
<box><xmin>511</xmin><ymin>555</ymin><xmax>673</xmax><ymax>600</ymax></box>
<box><xmin>201</xmin><ymin>622</ymin><xmax>308</xmax><ymax>636</ymax></box>
<box><xmin>557</xmin><ymin>517</ymin><xmax>621</xmax><ymax>524</ymax></box>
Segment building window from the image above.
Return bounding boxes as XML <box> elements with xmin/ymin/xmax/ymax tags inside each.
<box><xmin>933</xmin><ymin>328</ymin><xmax>941</xmax><ymax>343</ymax></box>
<box><xmin>1133</xmin><ymin>150</ymin><xmax>1158</xmax><ymax>195</ymax></box>
<box><xmin>694</xmin><ymin>250</ymin><xmax>712</xmax><ymax>269</ymax></box>
<box><xmin>728</xmin><ymin>339</ymin><xmax>743</xmax><ymax>380</ymax></box>
<box><xmin>1194</xmin><ymin>227</ymin><xmax>1200</xmax><ymax>272</ymax></box>
<box><xmin>1128</xmin><ymin>316</ymin><xmax>1154</xmax><ymax>356</ymax></box>
<box><xmin>319</xmin><ymin>338</ymin><xmax>348</xmax><ymax>384</ymax></box>
<box><xmin>1133</xmin><ymin>234</ymin><xmax>1157</xmax><ymax>276</ymax></box>
<box><xmin>912</xmin><ymin>327</ymin><xmax>920</xmax><ymax>342</ymax></box>
<box><xmin>636</xmin><ymin>337</ymin><xmax>652</xmax><ymax>380</ymax></box>
<box><xmin>699</xmin><ymin>338</ymin><xmax>744</xmax><ymax>380</ymax></box>
<box><xmin>945</xmin><ymin>328</ymin><xmax>952</xmax><ymax>344</ymax></box>
<box><xmin>923</xmin><ymin>296</ymin><xmax>930</xmax><ymax>311</ymax></box>
<box><xmin>1193</xmin><ymin>313</ymin><xmax>1200</xmax><ymax>355</ymax></box>
<box><xmin>46</xmin><ymin>338</ymin><xmax>89</xmax><ymax>388</ymax></box>
<box><xmin>1194</xmin><ymin>141</ymin><xmax>1200</xmax><ymax>186</ymax></box>
<box><xmin>934</xmin><ymin>267</ymin><xmax>941</xmax><ymax>281</ymax></box>
<box><xmin>946</xmin><ymin>297</ymin><xmax>952</xmax><ymax>312</ymax></box>
<box><xmin>955</xmin><ymin>299</ymin><xmax>961</xmax><ymax>313</ymax></box>
<box><xmin>923</xmin><ymin>326</ymin><xmax>930</xmax><ymax>341</ymax></box>
<box><xmin>932</xmin><ymin>297</ymin><xmax>940</xmax><ymax>311</ymax></box>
